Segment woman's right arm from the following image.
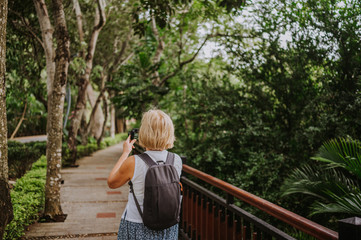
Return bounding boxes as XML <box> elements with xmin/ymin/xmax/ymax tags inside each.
<box><xmin>107</xmin><ymin>136</ymin><xmax>136</xmax><ymax>189</ymax></box>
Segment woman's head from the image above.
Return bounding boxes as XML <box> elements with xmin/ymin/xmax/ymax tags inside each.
<box><xmin>138</xmin><ymin>109</ymin><xmax>175</xmax><ymax>150</ymax></box>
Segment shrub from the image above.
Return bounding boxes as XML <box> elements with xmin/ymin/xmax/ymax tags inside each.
<box><xmin>8</xmin><ymin>141</ymin><xmax>47</xmax><ymax>179</ymax></box>
<box><xmin>4</xmin><ymin>156</ymin><xmax>47</xmax><ymax>240</ymax></box>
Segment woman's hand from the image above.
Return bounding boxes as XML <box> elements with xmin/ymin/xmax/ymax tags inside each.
<box><xmin>123</xmin><ymin>135</ymin><xmax>137</xmax><ymax>156</ymax></box>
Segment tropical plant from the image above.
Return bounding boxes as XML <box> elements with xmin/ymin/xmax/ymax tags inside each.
<box><xmin>282</xmin><ymin>138</ymin><xmax>361</xmax><ymax>216</ymax></box>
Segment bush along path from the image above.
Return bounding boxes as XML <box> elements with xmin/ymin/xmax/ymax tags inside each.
<box><xmin>13</xmin><ymin>142</ymin><xmax>129</xmax><ymax>239</ymax></box>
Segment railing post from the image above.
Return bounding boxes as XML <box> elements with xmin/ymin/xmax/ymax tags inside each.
<box><xmin>338</xmin><ymin>217</ymin><xmax>361</xmax><ymax>240</ymax></box>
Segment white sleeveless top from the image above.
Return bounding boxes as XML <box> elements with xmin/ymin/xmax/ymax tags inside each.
<box><xmin>121</xmin><ymin>150</ymin><xmax>183</xmax><ymax>223</ymax></box>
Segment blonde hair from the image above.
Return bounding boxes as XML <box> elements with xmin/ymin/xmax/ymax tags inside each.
<box><xmin>138</xmin><ymin>109</ymin><xmax>175</xmax><ymax>150</ymax></box>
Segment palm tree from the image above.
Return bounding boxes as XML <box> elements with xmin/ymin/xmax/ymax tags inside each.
<box><xmin>282</xmin><ymin>138</ymin><xmax>361</xmax><ymax>216</ymax></box>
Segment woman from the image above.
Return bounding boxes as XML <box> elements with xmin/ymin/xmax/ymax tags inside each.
<box><xmin>107</xmin><ymin>109</ymin><xmax>182</xmax><ymax>240</ymax></box>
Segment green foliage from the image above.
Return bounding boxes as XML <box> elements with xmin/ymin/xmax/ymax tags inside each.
<box><xmin>8</xmin><ymin>141</ymin><xmax>47</xmax><ymax>179</ymax></box>
<box><xmin>108</xmin><ymin>0</ymin><xmax>361</xmax><ymax>231</ymax></box>
<box><xmin>4</xmin><ymin>156</ymin><xmax>47</xmax><ymax>240</ymax></box>
<box><xmin>282</xmin><ymin>138</ymin><xmax>361</xmax><ymax>217</ymax></box>
<box><xmin>288</xmin><ymin>229</ymin><xmax>317</xmax><ymax>240</ymax></box>
<box><xmin>6</xmin><ymin>0</ymin><xmax>47</xmax><ymax>137</ymax></box>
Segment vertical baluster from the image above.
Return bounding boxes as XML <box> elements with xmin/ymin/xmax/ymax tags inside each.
<box><xmin>211</xmin><ymin>205</ymin><xmax>216</xmax><ymax>240</ymax></box>
<box><xmin>252</xmin><ymin>232</ymin><xmax>257</xmax><ymax>240</ymax></box>
<box><xmin>229</xmin><ymin>214</ymin><xmax>234</xmax><ymax>240</ymax></box>
<box><xmin>225</xmin><ymin>214</ymin><xmax>229</xmax><ymax>240</ymax></box>
<box><xmin>183</xmin><ymin>188</ymin><xmax>187</xmax><ymax>235</ymax></box>
<box><xmin>183</xmin><ymin>188</ymin><xmax>188</xmax><ymax>234</ymax></box>
<box><xmin>237</xmin><ymin>217</ymin><xmax>242</xmax><ymax>240</ymax></box>
<box><xmin>195</xmin><ymin>194</ymin><xmax>199</xmax><ymax>239</ymax></box>
<box><xmin>191</xmin><ymin>192</ymin><xmax>195</xmax><ymax>239</ymax></box>
<box><xmin>206</xmin><ymin>202</ymin><xmax>210</xmax><ymax>240</ymax></box>
<box><xmin>243</xmin><ymin>226</ymin><xmax>247</xmax><ymax>240</ymax></box>
<box><xmin>253</xmin><ymin>226</ymin><xmax>261</xmax><ymax>240</ymax></box>
<box><xmin>232</xmin><ymin>219</ymin><xmax>237</xmax><ymax>240</ymax></box>
<box><xmin>218</xmin><ymin>209</ymin><xmax>222</xmax><ymax>240</ymax></box>
<box><xmin>200</xmin><ymin>198</ymin><xmax>205</xmax><ymax>239</ymax></box>
<box><xmin>244</xmin><ymin>221</ymin><xmax>251</xmax><ymax>240</ymax></box>
<box><xmin>189</xmin><ymin>191</ymin><xmax>193</xmax><ymax>236</ymax></box>
<box><xmin>214</xmin><ymin>205</ymin><xmax>218</xmax><ymax>240</ymax></box>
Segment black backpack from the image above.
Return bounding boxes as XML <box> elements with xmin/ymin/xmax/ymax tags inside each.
<box><xmin>128</xmin><ymin>152</ymin><xmax>182</xmax><ymax>230</ymax></box>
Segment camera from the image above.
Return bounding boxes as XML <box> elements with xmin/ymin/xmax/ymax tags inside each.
<box><xmin>128</xmin><ymin>128</ymin><xmax>139</xmax><ymax>140</ymax></box>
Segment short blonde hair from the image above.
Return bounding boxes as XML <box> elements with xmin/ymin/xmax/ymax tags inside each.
<box><xmin>138</xmin><ymin>109</ymin><xmax>175</xmax><ymax>150</ymax></box>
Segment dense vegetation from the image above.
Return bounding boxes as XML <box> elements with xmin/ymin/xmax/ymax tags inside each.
<box><xmin>8</xmin><ymin>141</ymin><xmax>46</xmax><ymax>179</ymax></box>
<box><xmin>110</xmin><ymin>0</ymin><xmax>361</xmax><ymax>227</ymax></box>
<box><xmin>4</xmin><ymin>156</ymin><xmax>47</xmax><ymax>240</ymax></box>
<box><xmin>4</xmin><ymin>0</ymin><xmax>361</xmax><ymax>235</ymax></box>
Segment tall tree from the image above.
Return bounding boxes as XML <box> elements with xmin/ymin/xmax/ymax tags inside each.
<box><xmin>93</xmin><ymin>1</ymin><xmax>135</xmax><ymax>138</ymax></box>
<box><xmin>71</xmin><ymin>0</ymin><xmax>105</xmax><ymax>141</ymax></box>
<box><xmin>44</xmin><ymin>0</ymin><xmax>70</xmax><ymax>220</ymax></box>
<box><xmin>67</xmin><ymin>0</ymin><xmax>106</xmax><ymax>164</ymax></box>
<box><xmin>0</xmin><ymin>0</ymin><xmax>13</xmax><ymax>237</ymax></box>
<box><xmin>34</xmin><ymin>0</ymin><xmax>70</xmax><ymax>220</ymax></box>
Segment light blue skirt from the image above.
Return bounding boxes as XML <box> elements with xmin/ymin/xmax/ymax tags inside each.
<box><xmin>117</xmin><ymin>218</ymin><xmax>179</xmax><ymax>240</ymax></box>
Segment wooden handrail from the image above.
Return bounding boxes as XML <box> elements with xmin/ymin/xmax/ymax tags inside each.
<box><xmin>183</xmin><ymin>164</ymin><xmax>338</xmax><ymax>240</ymax></box>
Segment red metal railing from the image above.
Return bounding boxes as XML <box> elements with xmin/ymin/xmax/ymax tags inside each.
<box><xmin>181</xmin><ymin>164</ymin><xmax>338</xmax><ymax>240</ymax></box>
<box><xmin>132</xmin><ymin>144</ymin><xmax>342</xmax><ymax>239</ymax></box>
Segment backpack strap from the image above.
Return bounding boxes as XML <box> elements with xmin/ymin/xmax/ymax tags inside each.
<box><xmin>138</xmin><ymin>153</ymin><xmax>157</xmax><ymax>167</ymax></box>
<box><xmin>128</xmin><ymin>180</ymin><xmax>143</xmax><ymax>220</ymax></box>
<box><xmin>127</xmin><ymin>152</ymin><xmax>157</xmax><ymax>220</ymax></box>
<box><xmin>165</xmin><ymin>152</ymin><xmax>175</xmax><ymax>165</ymax></box>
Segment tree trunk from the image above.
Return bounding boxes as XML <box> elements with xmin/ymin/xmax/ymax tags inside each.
<box><xmin>33</xmin><ymin>0</ymin><xmax>55</xmax><ymax>97</ymax></box>
<box><xmin>72</xmin><ymin>0</ymin><xmax>84</xmax><ymax>57</ymax></box>
<box><xmin>67</xmin><ymin>0</ymin><xmax>106</xmax><ymax>165</ymax></box>
<box><xmin>97</xmin><ymin>93</ymin><xmax>108</xmax><ymax>147</ymax></box>
<box><xmin>80</xmin><ymin>110</ymin><xmax>88</xmax><ymax>145</ymax></box>
<box><xmin>85</xmin><ymin>73</ymin><xmax>106</xmax><ymax>137</ymax></box>
<box><xmin>150</xmin><ymin>15</ymin><xmax>164</xmax><ymax>86</ymax></box>
<box><xmin>0</xmin><ymin>1</ymin><xmax>13</xmax><ymax>238</ymax></box>
<box><xmin>116</xmin><ymin>118</ymin><xmax>126</xmax><ymax>133</ymax></box>
<box><xmin>43</xmin><ymin>0</ymin><xmax>70</xmax><ymax>220</ymax></box>
<box><xmin>110</xmin><ymin>102</ymin><xmax>115</xmax><ymax>138</ymax></box>
<box><xmin>87</xmin><ymin>84</ymin><xmax>104</xmax><ymax>139</ymax></box>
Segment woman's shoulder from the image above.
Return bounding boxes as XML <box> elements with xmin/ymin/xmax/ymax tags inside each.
<box><xmin>167</xmin><ymin>151</ymin><xmax>182</xmax><ymax>162</ymax></box>
<box><xmin>169</xmin><ymin>152</ymin><xmax>183</xmax><ymax>174</ymax></box>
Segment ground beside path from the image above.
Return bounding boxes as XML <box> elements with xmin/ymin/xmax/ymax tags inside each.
<box><xmin>23</xmin><ymin>143</ymin><xmax>128</xmax><ymax>240</ymax></box>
